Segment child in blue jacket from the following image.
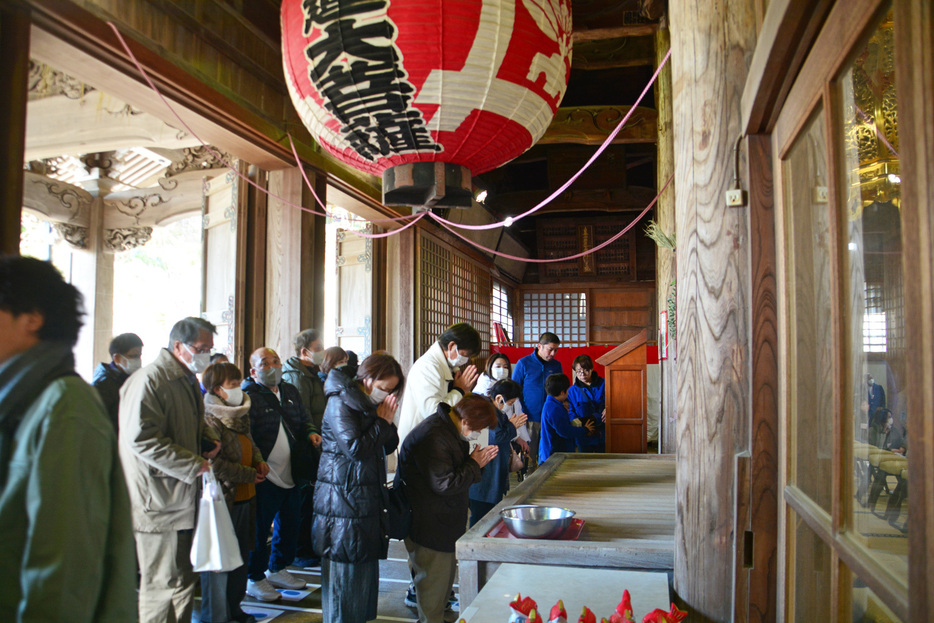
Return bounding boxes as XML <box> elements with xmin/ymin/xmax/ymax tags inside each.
<box><xmin>539</xmin><ymin>374</ymin><xmax>595</xmax><ymax>463</ymax></box>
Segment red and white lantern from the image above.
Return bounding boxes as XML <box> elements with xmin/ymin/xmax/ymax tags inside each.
<box><xmin>281</xmin><ymin>0</ymin><xmax>572</xmax><ymax>207</ymax></box>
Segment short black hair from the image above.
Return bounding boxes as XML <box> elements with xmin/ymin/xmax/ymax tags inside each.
<box><xmin>545</xmin><ymin>373</ymin><xmax>571</xmax><ymax>397</ymax></box>
<box><xmin>572</xmin><ymin>354</ymin><xmax>594</xmax><ymax>371</ymax></box>
<box><xmin>167</xmin><ymin>317</ymin><xmax>216</xmax><ymax>349</ymax></box>
<box><xmin>293</xmin><ymin>328</ymin><xmax>320</xmax><ymax>355</ymax></box>
<box><xmin>0</xmin><ymin>256</ymin><xmax>83</xmax><ymax>345</ymax></box>
<box><xmin>490</xmin><ymin>379</ymin><xmax>522</xmax><ymax>402</ymax></box>
<box><xmin>539</xmin><ymin>332</ymin><xmax>561</xmax><ymax>346</ymax></box>
<box><xmin>209</xmin><ymin>352</ymin><xmax>229</xmax><ymax>363</ymax></box>
<box><xmin>438</xmin><ymin>322</ymin><xmax>481</xmax><ymax>356</ymax></box>
<box><xmin>109</xmin><ymin>333</ymin><xmax>143</xmax><ymax>356</ymax></box>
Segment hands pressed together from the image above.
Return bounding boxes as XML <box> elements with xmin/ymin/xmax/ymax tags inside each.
<box><xmin>470</xmin><ymin>444</ymin><xmax>499</xmax><ymax>468</ymax></box>
<box><xmin>453</xmin><ymin>364</ymin><xmax>479</xmax><ymax>394</ymax></box>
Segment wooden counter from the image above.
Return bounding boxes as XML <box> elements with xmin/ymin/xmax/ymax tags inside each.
<box><xmin>456</xmin><ymin>453</ymin><xmax>676</xmax><ymax>608</ymax></box>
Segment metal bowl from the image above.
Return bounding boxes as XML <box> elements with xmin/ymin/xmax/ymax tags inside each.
<box><xmin>500</xmin><ymin>505</ymin><xmax>576</xmax><ymax>539</ymax></box>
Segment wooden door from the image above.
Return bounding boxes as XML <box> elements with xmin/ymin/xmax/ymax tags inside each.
<box><xmin>201</xmin><ymin>169</ymin><xmax>238</xmax><ymax>358</ymax></box>
<box><xmin>600</xmin><ymin>331</ymin><xmax>648</xmax><ymax>453</ymax></box>
<box><xmin>769</xmin><ymin>3</ymin><xmax>931</xmax><ymax>620</ymax></box>
<box><xmin>335</xmin><ymin>226</ymin><xmax>373</xmax><ymax>358</ymax></box>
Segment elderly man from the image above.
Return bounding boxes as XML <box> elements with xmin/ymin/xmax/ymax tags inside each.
<box><xmin>512</xmin><ymin>332</ymin><xmax>563</xmax><ymax>472</ymax></box>
<box><xmin>0</xmin><ymin>256</ymin><xmax>136</xmax><ymax>622</ymax></box>
<box><xmin>243</xmin><ymin>347</ymin><xmax>321</xmax><ymax>602</ymax></box>
<box><xmin>281</xmin><ymin>328</ymin><xmax>327</xmax><ymax>567</ymax></box>
<box><xmin>119</xmin><ymin>315</ymin><xmax>220</xmax><ymax>623</ymax></box>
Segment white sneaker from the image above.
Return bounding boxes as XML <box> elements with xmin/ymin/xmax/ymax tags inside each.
<box><xmin>265</xmin><ymin>568</ymin><xmax>306</xmax><ymax>590</ymax></box>
<box><xmin>245</xmin><ymin>578</ymin><xmax>281</xmax><ymax>602</ymax></box>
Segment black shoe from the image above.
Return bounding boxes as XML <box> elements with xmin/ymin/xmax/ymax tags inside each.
<box><xmin>404</xmin><ymin>585</ymin><xmax>417</xmax><ymax>608</ymax></box>
<box><xmin>293</xmin><ymin>556</ymin><xmax>321</xmax><ymax>568</ymax></box>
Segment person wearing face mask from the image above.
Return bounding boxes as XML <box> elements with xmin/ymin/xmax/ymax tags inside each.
<box><xmin>118</xmin><ymin>316</ymin><xmax>222</xmax><ymax>623</ymax></box>
<box><xmin>201</xmin><ymin>362</ymin><xmax>269</xmax><ymax>623</ymax></box>
<box><xmin>468</xmin><ymin>380</ymin><xmax>528</xmax><ymax>527</ymax></box>
<box><xmin>92</xmin><ymin>332</ymin><xmax>143</xmax><ymax>429</ymax></box>
<box><xmin>312</xmin><ymin>352</ymin><xmax>404</xmax><ymax>623</ymax></box>
<box><xmin>512</xmin><ymin>332</ymin><xmax>564</xmax><ymax>473</ymax></box>
<box><xmin>241</xmin><ymin>347</ymin><xmax>321</xmax><ymax>602</ymax></box>
<box><xmin>397</xmin><ymin>323</ymin><xmax>482</xmax><ymax>445</ymax></box>
<box><xmin>281</xmin><ymin>329</ymin><xmax>329</xmax><ymax>568</ymax></box>
<box><xmin>473</xmin><ymin>353</ymin><xmax>531</xmax><ymax>451</ymax></box>
<box><xmin>319</xmin><ymin>346</ymin><xmax>350</xmax><ymax>383</ymax></box>
<box><xmin>397</xmin><ymin>395</ymin><xmax>499</xmax><ymax>623</ymax></box>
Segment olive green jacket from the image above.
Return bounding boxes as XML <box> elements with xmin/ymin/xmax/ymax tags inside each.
<box><xmin>282</xmin><ymin>357</ymin><xmax>327</xmax><ymax>432</ymax></box>
<box><xmin>0</xmin><ymin>376</ymin><xmax>137</xmax><ymax>622</ymax></box>
<box><xmin>118</xmin><ymin>348</ymin><xmax>205</xmax><ymax>532</ymax></box>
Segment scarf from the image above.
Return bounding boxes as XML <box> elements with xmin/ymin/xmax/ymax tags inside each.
<box><xmin>0</xmin><ymin>341</ymin><xmax>75</xmax><ymax>486</ymax></box>
<box><xmin>203</xmin><ymin>392</ymin><xmax>252</xmax><ymax>434</ymax></box>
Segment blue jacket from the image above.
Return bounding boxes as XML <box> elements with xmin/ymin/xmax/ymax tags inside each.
<box><xmin>539</xmin><ymin>395</ymin><xmax>587</xmax><ymax>463</ymax></box>
<box><xmin>568</xmin><ymin>374</ymin><xmax>606</xmax><ymax>448</ymax></box>
<box><xmin>469</xmin><ymin>407</ymin><xmax>517</xmax><ymax>504</ymax></box>
<box><xmin>512</xmin><ymin>350</ymin><xmax>563</xmax><ymax>422</ymax></box>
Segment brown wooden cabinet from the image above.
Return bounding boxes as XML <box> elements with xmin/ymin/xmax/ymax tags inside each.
<box><xmin>596</xmin><ymin>329</ymin><xmax>648</xmax><ymax>453</ymax></box>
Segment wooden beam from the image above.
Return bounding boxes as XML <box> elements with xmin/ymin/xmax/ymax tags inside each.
<box><xmin>573</xmin><ymin>24</ymin><xmax>659</xmax><ymax>42</ymax></box>
<box><xmin>495</xmin><ymin>186</ymin><xmax>658</xmax><ymax>214</ymax></box>
<box><xmin>654</xmin><ymin>25</ymin><xmax>677</xmax><ymax>455</ymax></box>
<box><xmin>573</xmin><ymin>36</ymin><xmax>656</xmax><ymax>70</ymax></box>
<box><xmin>0</xmin><ymin>5</ymin><xmax>30</xmax><ymax>255</ymax></box>
<box><xmin>537</xmin><ymin>105</ymin><xmax>657</xmax><ymax>145</ymax></box>
<box><xmin>741</xmin><ymin>0</ymin><xmax>834</xmax><ymax>134</ymax></box>
<box><xmin>895</xmin><ymin>1</ymin><xmax>934</xmax><ymax>620</ymax></box>
<box><xmin>670</xmin><ymin>0</ymin><xmax>756</xmax><ymax>620</ymax></box>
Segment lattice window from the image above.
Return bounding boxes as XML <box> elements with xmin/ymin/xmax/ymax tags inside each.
<box><xmin>492</xmin><ymin>281</ymin><xmax>515</xmax><ymax>343</ymax></box>
<box><xmin>863</xmin><ymin>282</ymin><xmax>886</xmax><ymax>352</ymax></box>
<box><xmin>521</xmin><ymin>291</ymin><xmax>588</xmax><ymax>347</ymax></box>
<box><xmin>417</xmin><ymin>232</ymin><xmax>492</xmax><ymax>356</ymax></box>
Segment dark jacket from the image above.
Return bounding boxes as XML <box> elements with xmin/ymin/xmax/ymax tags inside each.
<box><xmin>540</xmin><ymin>394</ymin><xmax>588</xmax><ymax>463</ymax></box>
<box><xmin>397</xmin><ymin>403</ymin><xmax>482</xmax><ymax>552</ymax></box>
<box><xmin>568</xmin><ymin>374</ymin><xmax>606</xmax><ymax>448</ymax></box>
<box><xmin>469</xmin><ymin>407</ymin><xmax>517</xmax><ymax>504</ymax></box>
<box><xmin>92</xmin><ymin>362</ymin><xmax>128</xmax><ymax>429</ymax></box>
<box><xmin>242</xmin><ymin>377</ymin><xmax>313</xmax><ymax>461</ymax></box>
<box><xmin>312</xmin><ymin>369</ymin><xmax>399</xmax><ymax>563</ymax></box>
<box><xmin>512</xmin><ymin>350</ymin><xmax>563</xmax><ymax>422</ymax></box>
<box><xmin>282</xmin><ymin>357</ymin><xmax>327</xmax><ymax>432</ymax></box>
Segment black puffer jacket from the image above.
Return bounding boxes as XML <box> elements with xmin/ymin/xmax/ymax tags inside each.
<box><xmin>396</xmin><ymin>403</ymin><xmax>482</xmax><ymax>553</ymax></box>
<box><xmin>312</xmin><ymin>369</ymin><xmax>399</xmax><ymax>563</ymax></box>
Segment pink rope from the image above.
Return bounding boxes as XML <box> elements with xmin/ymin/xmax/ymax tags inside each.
<box><xmin>435</xmin><ymin>174</ymin><xmax>673</xmax><ymax>263</ymax></box>
<box><xmin>428</xmin><ymin>48</ymin><xmax>672</xmax><ymax>231</ymax></box>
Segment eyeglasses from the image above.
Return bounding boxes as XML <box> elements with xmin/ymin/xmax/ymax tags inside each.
<box><xmin>185</xmin><ymin>343</ymin><xmax>212</xmax><ymax>355</ymax></box>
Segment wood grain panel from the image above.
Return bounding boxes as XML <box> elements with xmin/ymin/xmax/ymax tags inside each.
<box><xmin>745</xmin><ymin>133</ymin><xmax>779</xmax><ymax>623</ymax></box>
<box><xmin>265</xmin><ymin>168</ymin><xmax>304</xmax><ymax>359</ymax></box>
<box><xmin>670</xmin><ymin>0</ymin><xmax>756</xmax><ymax>619</ymax></box>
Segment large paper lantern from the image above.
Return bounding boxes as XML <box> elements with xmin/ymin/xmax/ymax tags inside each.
<box><xmin>282</xmin><ymin>0</ymin><xmax>572</xmax><ymax>207</ymax></box>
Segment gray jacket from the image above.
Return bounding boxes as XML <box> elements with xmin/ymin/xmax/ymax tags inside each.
<box><xmin>118</xmin><ymin>348</ymin><xmax>205</xmax><ymax>532</ymax></box>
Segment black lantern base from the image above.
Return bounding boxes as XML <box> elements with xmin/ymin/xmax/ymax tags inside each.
<box><xmin>382</xmin><ymin>162</ymin><xmax>473</xmax><ymax>208</ymax></box>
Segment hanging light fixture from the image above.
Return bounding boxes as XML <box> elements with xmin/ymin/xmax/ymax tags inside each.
<box><xmin>281</xmin><ymin>0</ymin><xmax>572</xmax><ymax>208</ymax></box>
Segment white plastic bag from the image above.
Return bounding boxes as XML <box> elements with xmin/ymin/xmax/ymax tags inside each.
<box><xmin>190</xmin><ymin>467</ymin><xmax>243</xmax><ymax>572</ymax></box>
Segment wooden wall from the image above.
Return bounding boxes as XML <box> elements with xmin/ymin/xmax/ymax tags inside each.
<box><xmin>670</xmin><ymin>0</ymin><xmax>757</xmax><ymax>621</ymax></box>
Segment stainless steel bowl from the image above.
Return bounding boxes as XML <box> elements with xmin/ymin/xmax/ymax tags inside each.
<box><xmin>500</xmin><ymin>505</ymin><xmax>576</xmax><ymax>539</ymax></box>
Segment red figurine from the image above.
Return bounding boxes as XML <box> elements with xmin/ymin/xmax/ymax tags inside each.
<box><xmin>642</xmin><ymin>604</ymin><xmax>688</xmax><ymax>623</ymax></box>
<box><xmin>549</xmin><ymin>599</ymin><xmax>568</xmax><ymax>623</ymax></box>
<box><xmin>578</xmin><ymin>606</ymin><xmax>597</xmax><ymax>623</ymax></box>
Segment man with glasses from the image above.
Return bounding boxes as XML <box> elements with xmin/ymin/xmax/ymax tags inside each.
<box><xmin>118</xmin><ymin>316</ymin><xmax>222</xmax><ymax>623</ymax></box>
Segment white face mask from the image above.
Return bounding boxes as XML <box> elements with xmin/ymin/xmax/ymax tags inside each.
<box><xmin>183</xmin><ymin>344</ymin><xmax>211</xmax><ymax>374</ymax></box>
<box><xmin>491</xmin><ymin>367</ymin><xmax>508</xmax><ymax>380</ymax></box>
<box><xmin>464</xmin><ymin>428</ymin><xmax>481</xmax><ymax>442</ymax></box>
<box><xmin>368</xmin><ymin>386</ymin><xmax>390</xmax><ymax>405</ymax></box>
<box><xmin>447</xmin><ymin>345</ymin><xmax>469</xmax><ymax>368</ymax></box>
<box><xmin>222</xmin><ymin>386</ymin><xmax>243</xmax><ymax>406</ymax></box>
<box><xmin>118</xmin><ymin>356</ymin><xmax>142</xmax><ymax>375</ymax></box>
<box><xmin>311</xmin><ymin>350</ymin><xmax>326</xmax><ymax>366</ymax></box>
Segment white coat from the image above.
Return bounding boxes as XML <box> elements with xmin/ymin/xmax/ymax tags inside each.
<box><xmin>396</xmin><ymin>342</ymin><xmax>464</xmax><ymax>443</ymax></box>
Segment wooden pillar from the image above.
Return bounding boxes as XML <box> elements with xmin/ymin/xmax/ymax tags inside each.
<box><xmin>669</xmin><ymin>0</ymin><xmax>757</xmax><ymax>620</ymax></box>
<box><xmin>265</xmin><ymin>168</ymin><xmax>306</xmax><ymax>358</ymax></box>
<box><xmin>301</xmin><ymin>172</ymin><xmax>327</xmax><ymax>335</ymax></box>
<box><xmin>0</xmin><ymin>6</ymin><xmax>30</xmax><ymax>255</ymax></box>
<box><xmin>240</xmin><ymin>164</ymin><xmax>267</xmax><ymax>370</ymax></box>
<box><xmin>655</xmin><ymin>22</ymin><xmax>677</xmax><ymax>454</ymax></box>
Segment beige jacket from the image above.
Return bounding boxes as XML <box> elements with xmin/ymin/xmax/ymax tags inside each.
<box><xmin>118</xmin><ymin>348</ymin><xmax>205</xmax><ymax>532</ymax></box>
